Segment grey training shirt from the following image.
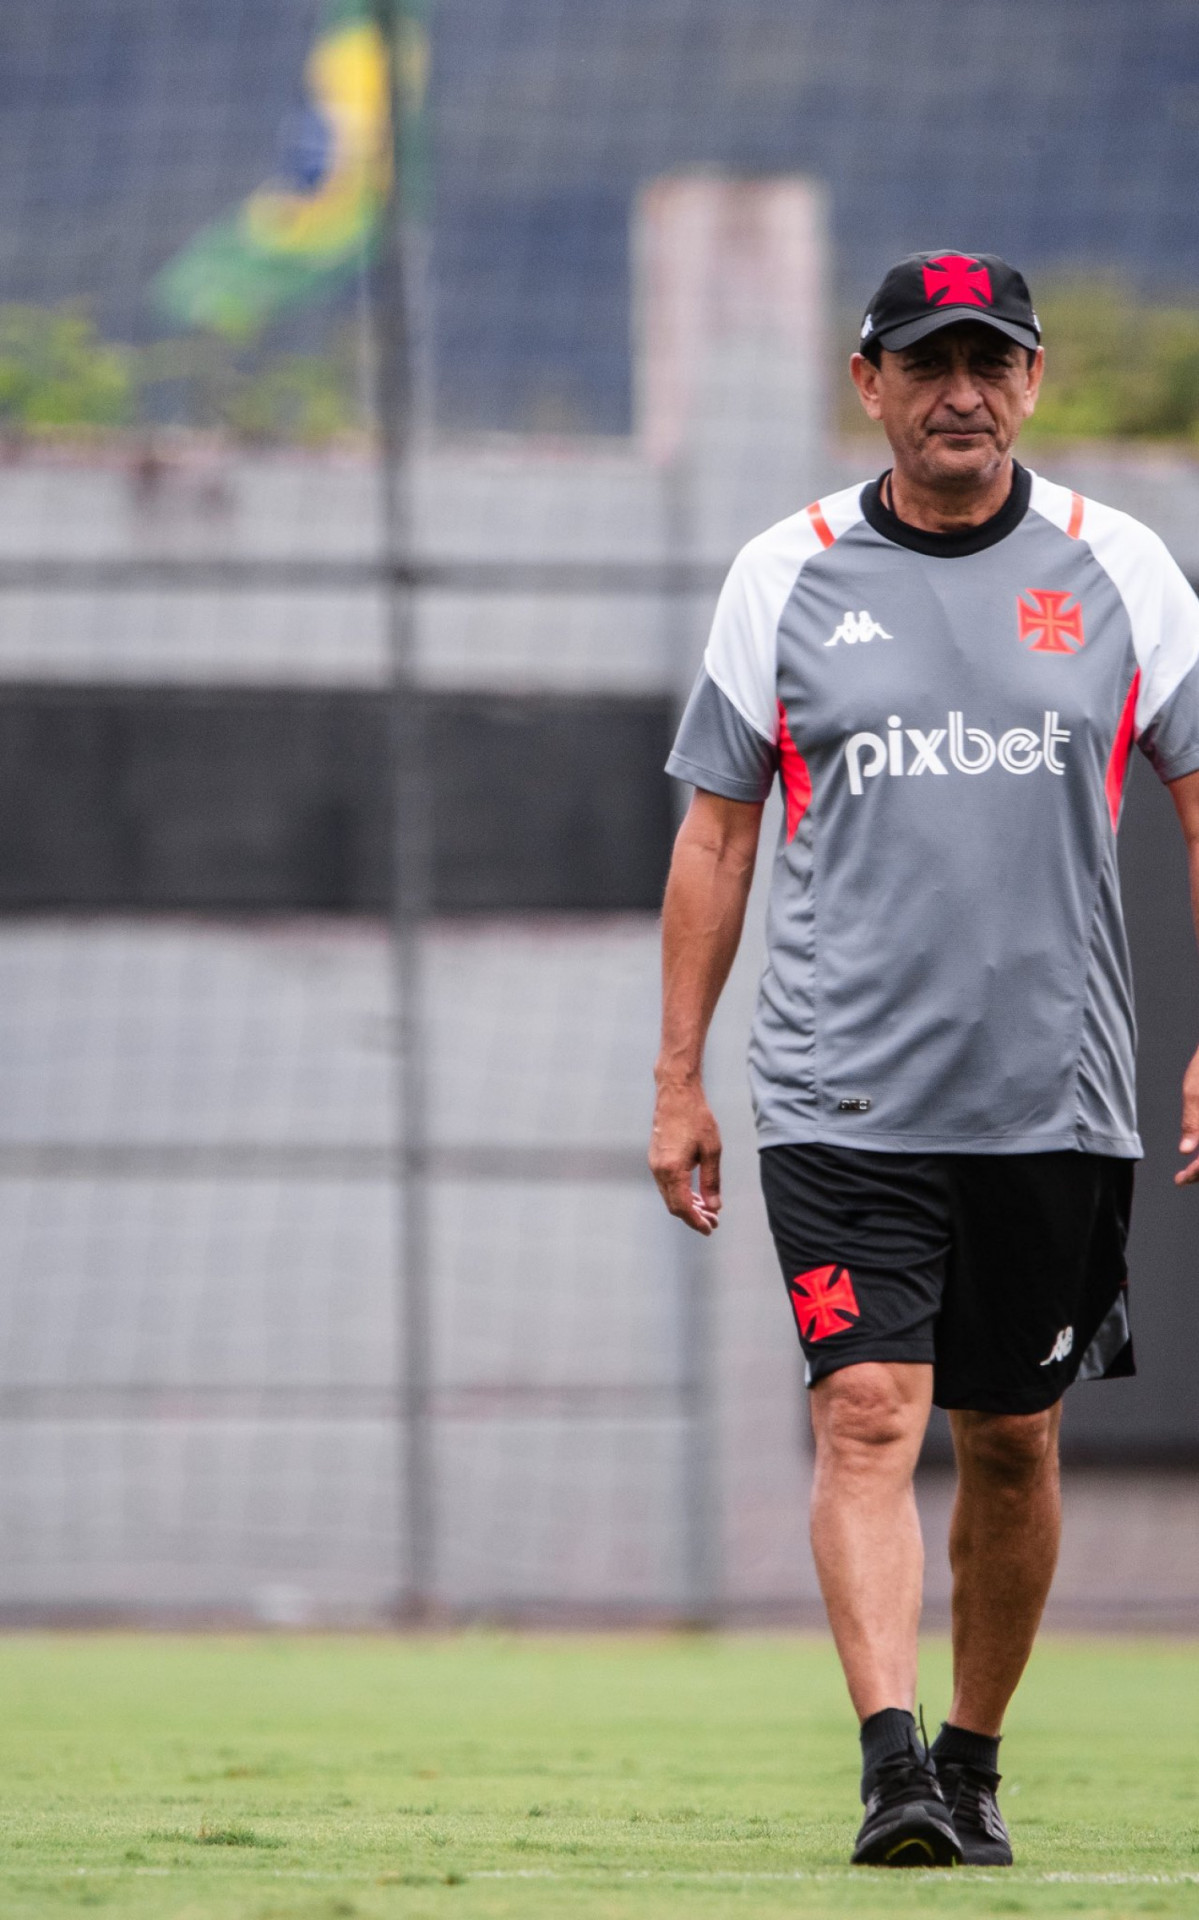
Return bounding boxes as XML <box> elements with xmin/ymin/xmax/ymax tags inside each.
<box><xmin>667</xmin><ymin>465</ymin><xmax>1199</xmax><ymax>1156</ymax></box>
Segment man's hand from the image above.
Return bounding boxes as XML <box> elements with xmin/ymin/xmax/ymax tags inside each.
<box><xmin>650</xmin><ymin>789</ymin><xmax>762</xmax><ymax>1232</ymax></box>
<box><xmin>1177</xmin><ymin>1041</ymin><xmax>1199</xmax><ymax>1185</ymax></box>
<box><xmin>1169</xmin><ymin>772</ymin><xmax>1199</xmax><ymax>1186</ymax></box>
<box><xmin>649</xmin><ymin>1077</ymin><xmax>722</xmax><ymax>1233</ymax></box>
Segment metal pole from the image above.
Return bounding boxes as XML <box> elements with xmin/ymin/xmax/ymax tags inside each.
<box><xmin>372</xmin><ymin>0</ymin><xmax>434</xmax><ymax>1619</ymax></box>
<box><xmin>664</xmin><ymin>455</ymin><xmax>721</xmax><ymax>1625</ymax></box>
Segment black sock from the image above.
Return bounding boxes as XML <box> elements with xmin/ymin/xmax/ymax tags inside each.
<box><xmin>859</xmin><ymin>1708</ymin><xmax>919</xmax><ymax>1799</ymax></box>
<box><xmin>931</xmin><ymin>1720</ymin><xmax>1001</xmax><ymax>1776</ymax></box>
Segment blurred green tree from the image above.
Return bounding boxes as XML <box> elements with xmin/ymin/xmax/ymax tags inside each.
<box><xmin>0</xmin><ymin>307</ymin><xmax>364</xmax><ymax>445</ymax></box>
<box><xmin>1027</xmin><ymin>281</ymin><xmax>1199</xmax><ymax>442</ymax></box>
<box><xmin>136</xmin><ymin>332</ymin><xmax>365</xmax><ymax>444</ymax></box>
<box><xmin>0</xmin><ymin>306</ymin><xmax>133</xmax><ymax>433</ymax></box>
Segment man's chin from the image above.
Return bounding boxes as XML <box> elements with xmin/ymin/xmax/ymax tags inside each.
<box><xmin>918</xmin><ymin>439</ymin><xmax>1004</xmax><ymax>486</ymax></box>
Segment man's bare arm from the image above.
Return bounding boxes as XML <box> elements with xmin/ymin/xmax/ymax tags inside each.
<box><xmin>1169</xmin><ymin>767</ymin><xmax>1199</xmax><ymax>1185</ymax></box>
<box><xmin>650</xmin><ymin>789</ymin><xmax>765</xmax><ymax>1233</ymax></box>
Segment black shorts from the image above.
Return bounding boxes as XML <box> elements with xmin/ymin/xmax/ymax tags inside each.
<box><xmin>760</xmin><ymin>1144</ymin><xmax>1135</xmax><ymax>1414</ymax></box>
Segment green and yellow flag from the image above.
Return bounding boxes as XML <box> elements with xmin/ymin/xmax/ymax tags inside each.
<box><xmin>154</xmin><ymin>0</ymin><xmax>428</xmax><ymax>340</ymax></box>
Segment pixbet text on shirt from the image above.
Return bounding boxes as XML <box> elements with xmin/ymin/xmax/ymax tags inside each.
<box><xmin>844</xmin><ymin>710</ymin><xmax>1071</xmax><ymax>794</ymax></box>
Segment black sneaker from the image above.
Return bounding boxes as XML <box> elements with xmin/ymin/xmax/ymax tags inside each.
<box><xmin>851</xmin><ymin>1748</ymin><xmax>963</xmax><ymax>1868</ymax></box>
<box><xmin>934</xmin><ymin>1758</ymin><xmax>1012</xmax><ymax>1867</ymax></box>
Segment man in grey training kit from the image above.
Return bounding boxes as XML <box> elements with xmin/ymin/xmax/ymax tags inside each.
<box><xmin>650</xmin><ymin>250</ymin><xmax>1199</xmax><ymax>1867</ymax></box>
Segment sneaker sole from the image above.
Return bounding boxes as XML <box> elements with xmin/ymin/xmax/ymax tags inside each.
<box><xmin>852</xmin><ymin>1809</ymin><xmax>963</xmax><ymax>1869</ymax></box>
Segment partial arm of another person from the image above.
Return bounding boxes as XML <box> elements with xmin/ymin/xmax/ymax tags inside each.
<box><xmin>1169</xmin><ymin>766</ymin><xmax>1199</xmax><ymax>1185</ymax></box>
<box><xmin>650</xmin><ymin>789</ymin><xmax>764</xmax><ymax>1232</ymax></box>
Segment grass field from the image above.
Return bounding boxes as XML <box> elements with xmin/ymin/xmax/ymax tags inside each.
<box><xmin>3</xmin><ymin>1634</ymin><xmax>1199</xmax><ymax>1919</ymax></box>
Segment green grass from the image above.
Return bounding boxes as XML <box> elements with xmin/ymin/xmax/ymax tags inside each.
<box><xmin>2</xmin><ymin>1633</ymin><xmax>1199</xmax><ymax>1918</ymax></box>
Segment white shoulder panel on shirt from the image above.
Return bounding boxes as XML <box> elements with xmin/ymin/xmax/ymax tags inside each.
<box><xmin>703</xmin><ymin>484</ymin><xmax>867</xmax><ymax>743</ymax></box>
<box><xmin>1028</xmin><ymin>470</ymin><xmax>1086</xmax><ymax>537</ymax></box>
<box><xmin>1030</xmin><ymin>470</ymin><xmax>1199</xmax><ymax>734</ymax></box>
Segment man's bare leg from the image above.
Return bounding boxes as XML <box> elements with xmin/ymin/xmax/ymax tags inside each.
<box><xmin>809</xmin><ymin>1362</ymin><xmax>933</xmax><ymax>1720</ymax></box>
<box><xmin>945</xmin><ymin>1405</ymin><xmax>1062</xmax><ymax>1736</ymax></box>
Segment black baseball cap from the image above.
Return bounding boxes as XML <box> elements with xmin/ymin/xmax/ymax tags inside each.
<box><xmin>859</xmin><ymin>251</ymin><xmax>1041</xmax><ymax>355</ymax></box>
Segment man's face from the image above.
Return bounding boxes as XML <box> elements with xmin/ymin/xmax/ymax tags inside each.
<box><xmin>850</xmin><ymin>322</ymin><xmax>1044</xmax><ymax>489</ymax></box>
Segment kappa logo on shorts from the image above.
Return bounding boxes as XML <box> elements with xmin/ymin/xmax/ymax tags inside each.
<box><xmin>788</xmin><ymin>1264</ymin><xmax>861</xmax><ymax>1342</ymax></box>
<box><xmin>1039</xmin><ymin>1325</ymin><xmax>1074</xmax><ymax>1366</ymax></box>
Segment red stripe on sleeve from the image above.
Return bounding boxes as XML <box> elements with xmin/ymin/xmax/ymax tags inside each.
<box><xmin>806</xmin><ymin>501</ymin><xmax>836</xmax><ymax>549</ymax></box>
<box><xmin>777</xmin><ymin>701</ymin><xmax>813</xmax><ymax>841</ymax></box>
<box><xmin>1067</xmin><ymin>491</ymin><xmax>1085</xmax><ymax>539</ymax></box>
<box><xmin>1104</xmin><ymin>671</ymin><xmax>1141</xmax><ymax>832</ymax></box>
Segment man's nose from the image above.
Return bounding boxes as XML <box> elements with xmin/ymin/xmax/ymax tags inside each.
<box><xmin>942</xmin><ymin>365</ymin><xmax>985</xmax><ymax>412</ymax></box>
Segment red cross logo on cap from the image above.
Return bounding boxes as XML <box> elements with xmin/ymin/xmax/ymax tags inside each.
<box><xmin>787</xmin><ymin>1264</ymin><xmax>861</xmax><ymax>1342</ymax></box>
<box><xmin>922</xmin><ymin>254</ymin><xmax>993</xmax><ymax>308</ymax></box>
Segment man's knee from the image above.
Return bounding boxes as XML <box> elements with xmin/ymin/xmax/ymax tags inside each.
<box><xmin>812</xmin><ymin>1363</ymin><xmax>929</xmax><ymax>1467</ymax></box>
<box><xmin>953</xmin><ymin>1407</ymin><xmax>1059</xmax><ymax>1491</ymax></box>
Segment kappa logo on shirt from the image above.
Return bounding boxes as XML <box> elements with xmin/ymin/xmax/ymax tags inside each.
<box><xmin>825</xmin><ymin>610</ymin><xmax>893</xmax><ymax>647</ymax></box>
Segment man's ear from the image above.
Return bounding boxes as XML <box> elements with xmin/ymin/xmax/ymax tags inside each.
<box><xmin>1022</xmin><ymin>346</ymin><xmax>1045</xmax><ymax>419</ymax></box>
<box><xmin>850</xmin><ymin>351</ymin><xmax>884</xmax><ymax>422</ymax></box>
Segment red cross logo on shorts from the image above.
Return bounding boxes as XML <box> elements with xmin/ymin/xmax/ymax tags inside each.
<box><xmin>922</xmin><ymin>254</ymin><xmax>994</xmax><ymax>308</ymax></box>
<box><xmin>788</xmin><ymin>1264</ymin><xmax>861</xmax><ymax>1342</ymax></box>
<box><xmin>1017</xmin><ymin>589</ymin><xmax>1086</xmax><ymax>654</ymax></box>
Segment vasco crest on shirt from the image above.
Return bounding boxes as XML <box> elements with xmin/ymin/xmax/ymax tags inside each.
<box><xmin>1017</xmin><ymin>589</ymin><xmax>1086</xmax><ymax>654</ymax></box>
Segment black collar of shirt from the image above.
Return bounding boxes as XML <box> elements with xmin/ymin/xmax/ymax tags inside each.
<box><xmin>861</xmin><ymin>461</ymin><xmax>1031</xmax><ymax>556</ymax></box>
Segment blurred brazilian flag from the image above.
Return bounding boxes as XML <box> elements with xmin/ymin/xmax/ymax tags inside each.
<box><xmin>154</xmin><ymin>0</ymin><xmax>428</xmax><ymax>340</ymax></box>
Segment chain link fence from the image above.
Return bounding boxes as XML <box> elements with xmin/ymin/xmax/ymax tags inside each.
<box><xmin>3</xmin><ymin>0</ymin><xmax>1199</xmax><ymax>1623</ymax></box>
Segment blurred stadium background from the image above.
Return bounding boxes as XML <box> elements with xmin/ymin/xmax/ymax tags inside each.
<box><xmin>1</xmin><ymin>0</ymin><xmax>1199</xmax><ymax>1628</ymax></box>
